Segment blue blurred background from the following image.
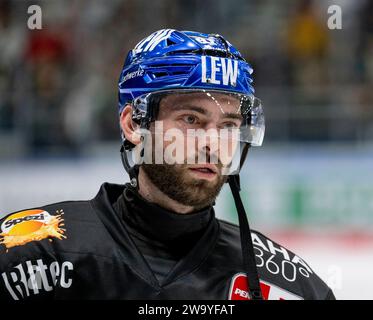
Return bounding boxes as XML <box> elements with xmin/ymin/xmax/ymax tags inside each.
<box><xmin>0</xmin><ymin>0</ymin><xmax>373</xmax><ymax>299</ymax></box>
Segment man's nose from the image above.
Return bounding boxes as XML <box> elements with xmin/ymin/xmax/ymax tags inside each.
<box><xmin>199</xmin><ymin>134</ymin><xmax>220</xmax><ymax>164</ymax></box>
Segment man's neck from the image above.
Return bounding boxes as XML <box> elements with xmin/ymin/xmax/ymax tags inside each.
<box><xmin>137</xmin><ymin>168</ymin><xmax>195</xmax><ymax>214</ymax></box>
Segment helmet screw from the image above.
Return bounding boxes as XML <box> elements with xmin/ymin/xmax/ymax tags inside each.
<box><xmin>130</xmin><ymin>178</ymin><xmax>137</xmax><ymax>188</ymax></box>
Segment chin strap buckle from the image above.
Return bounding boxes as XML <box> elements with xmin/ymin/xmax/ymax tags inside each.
<box><xmin>120</xmin><ymin>143</ymin><xmax>140</xmax><ymax>190</ymax></box>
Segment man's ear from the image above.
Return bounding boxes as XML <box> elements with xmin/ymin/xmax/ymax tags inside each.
<box><xmin>120</xmin><ymin>105</ymin><xmax>141</xmax><ymax>145</ymax></box>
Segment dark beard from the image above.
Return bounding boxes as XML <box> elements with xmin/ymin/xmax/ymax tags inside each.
<box><xmin>142</xmin><ymin>163</ymin><xmax>227</xmax><ymax>211</ymax></box>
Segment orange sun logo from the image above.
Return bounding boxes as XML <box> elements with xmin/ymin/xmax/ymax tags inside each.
<box><xmin>0</xmin><ymin>209</ymin><xmax>66</xmax><ymax>250</ymax></box>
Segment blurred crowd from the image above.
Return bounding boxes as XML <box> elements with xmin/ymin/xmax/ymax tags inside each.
<box><xmin>0</xmin><ymin>0</ymin><xmax>372</xmax><ymax>157</ymax></box>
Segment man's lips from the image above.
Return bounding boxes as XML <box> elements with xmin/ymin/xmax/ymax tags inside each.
<box><xmin>188</xmin><ymin>165</ymin><xmax>218</xmax><ymax>180</ymax></box>
<box><xmin>189</xmin><ymin>164</ymin><xmax>218</xmax><ymax>173</ymax></box>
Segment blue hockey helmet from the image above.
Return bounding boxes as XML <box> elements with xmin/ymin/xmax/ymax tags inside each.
<box><xmin>118</xmin><ymin>29</ymin><xmax>264</xmax><ymax>173</ymax></box>
<box><xmin>118</xmin><ymin>29</ymin><xmax>264</xmax><ymax>148</ymax></box>
<box><xmin>118</xmin><ymin>29</ymin><xmax>256</xmax><ymax>111</ymax></box>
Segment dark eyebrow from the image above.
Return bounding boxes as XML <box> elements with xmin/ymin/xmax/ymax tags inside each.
<box><xmin>221</xmin><ymin>113</ymin><xmax>243</xmax><ymax>121</ymax></box>
<box><xmin>164</xmin><ymin>103</ymin><xmax>242</xmax><ymax>120</ymax></box>
<box><xmin>168</xmin><ymin>104</ymin><xmax>212</xmax><ymax>116</ymax></box>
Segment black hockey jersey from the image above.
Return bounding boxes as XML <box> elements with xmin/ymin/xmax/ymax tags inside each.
<box><xmin>0</xmin><ymin>183</ymin><xmax>335</xmax><ymax>300</ymax></box>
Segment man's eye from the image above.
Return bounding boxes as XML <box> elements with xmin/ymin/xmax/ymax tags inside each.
<box><xmin>222</xmin><ymin>122</ymin><xmax>239</xmax><ymax>129</ymax></box>
<box><xmin>183</xmin><ymin>115</ymin><xmax>198</xmax><ymax>124</ymax></box>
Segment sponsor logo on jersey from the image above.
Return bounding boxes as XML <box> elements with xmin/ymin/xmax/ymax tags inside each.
<box><xmin>251</xmin><ymin>232</ymin><xmax>313</xmax><ymax>282</ymax></box>
<box><xmin>228</xmin><ymin>273</ymin><xmax>303</xmax><ymax>300</ymax></box>
<box><xmin>0</xmin><ymin>209</ymin><xmax>66</xmax><ymax>250</ymax></box>
<box><xmin>1</xmin><ymin>259</ymin><xmax>73</xmax><ymax>300</ymax></box>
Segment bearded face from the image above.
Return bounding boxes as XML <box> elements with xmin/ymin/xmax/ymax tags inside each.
<box><xmin>140</xmin><ymin>91</ymin><xmax>243</xmax><ymax>210</ymax></box>
<box><xmin>142</xmin><ymin>163</ymin><xmax>227</xmax><ymax>210</ymax></box>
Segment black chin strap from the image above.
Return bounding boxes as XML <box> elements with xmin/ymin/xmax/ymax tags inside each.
<box><xmin>120</xmin><ymin>142</ymin><xmax>140</xmax><ymax>190</ymax></box>
<box><xmin>228</xmin><ymin>174</ymin><xmax>263</xmax><ymax>300</ymax></box>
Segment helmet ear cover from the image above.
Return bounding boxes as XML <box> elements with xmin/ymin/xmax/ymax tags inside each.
<box><xmin>137</xmin><ymin>92</ymin><xmax>166</xmax><ymax>124</ymax></box>
<box><xmin>122</xmin><ymin>92</ymin><xmax>165</xmax><ymax>151</ymax></box>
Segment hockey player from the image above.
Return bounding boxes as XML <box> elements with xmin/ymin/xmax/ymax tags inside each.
<box><xmin>0</xmin><ymin>29</ymin><xmax>335</xmax><ymax>300</ymax></box>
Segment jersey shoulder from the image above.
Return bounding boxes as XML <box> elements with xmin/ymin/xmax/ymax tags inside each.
<box><xmin>0</xmin><ymin>183</ymin><xmax>127</xmax><ymax>259</ymax></box>
<box><xmin>217</xmin><ymin>219</ymin><xmax>335</xmax><ymax>300</ymax></box>
<box><xmin>0</xmin><ymin>196</ymin><xmax>110</xmax><ymax>258</ymax></box>
<box><xmin>0</xmin><ymin>184</ymin><xmax>126</xmax><ymax>300</ymax></box>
